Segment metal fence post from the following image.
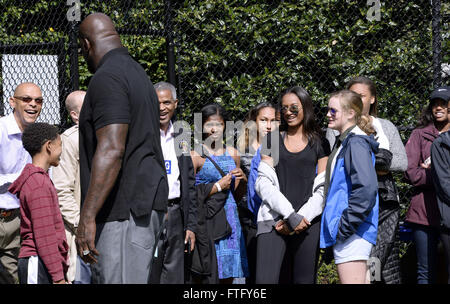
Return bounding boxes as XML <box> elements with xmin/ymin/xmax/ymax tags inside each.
<box><xmin>432</xmin><ymin>0</ymin><xmax>442</xmax><ymax>88</ymax></box>
<box><xmin>165</xmin><ymin>0</ymin><xmax>177</xmax><ymax>87</ymax></box>
<box><xmin>57</xmin><ymin>38</ymin><xmax>68</xmax><ymax>129</ymax></box>
<box><xmin>69</xmin><ymin>21</ymin><xmax>79</xmax><ymax>92</ymax></box>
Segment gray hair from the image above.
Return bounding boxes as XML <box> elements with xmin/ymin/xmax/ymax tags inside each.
<box><xmin>154</xmin><ymin>81</ymin><xmax>177</xmax><ymax>100</ymax></box>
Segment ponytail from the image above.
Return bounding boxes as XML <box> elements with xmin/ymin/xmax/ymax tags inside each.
<box><xmin>358</xmin><ymin>114</ymin><xmax>376</xmax><ymax>135</ymax></box>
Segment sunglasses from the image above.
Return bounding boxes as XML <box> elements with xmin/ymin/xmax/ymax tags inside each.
<box><xmin>327</xmin><ymin>107</ymin><xmax>338</xmax><ymax>117</ymax></box>
<box><xmin>14</xmin><ymin>96</ymin><xmax>44</xmax><ymax>104</ymax></box>
<box><xmin>280</xmin><ymin>104</ymin><xmax>301</xmax><ymax>114</ymax></box>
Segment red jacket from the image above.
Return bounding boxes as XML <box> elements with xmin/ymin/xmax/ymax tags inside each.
<box><xmin>404</xmin><ymin>123</ymin><xmax>441</xmax><ymax>227</ymax></box>
<box><xmin>9</xmin><ymin>164</ymin><xmax>68</xmax><ymax>282</ymax></box>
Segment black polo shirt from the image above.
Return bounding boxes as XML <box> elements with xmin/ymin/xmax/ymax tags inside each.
<box><xmin>79</xmin><ymin>47</ymin><xmax>168</xmax><ymax>223</ymax></box>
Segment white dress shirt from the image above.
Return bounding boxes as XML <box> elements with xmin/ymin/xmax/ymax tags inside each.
<box><xmin>0</xmin><ymin>113</ymin><xmax>32</xmax><ymax>209</ymax></box>
<box><xmin>160</xmin><ymin>121</ymin><xmax>181</xmax><ymax>200</ymax></box>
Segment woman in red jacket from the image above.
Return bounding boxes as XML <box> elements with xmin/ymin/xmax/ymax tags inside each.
<box><xmin>404</xmin><ymin>87</ymin><xmax>450</xmax><ymax>284</ymax></box>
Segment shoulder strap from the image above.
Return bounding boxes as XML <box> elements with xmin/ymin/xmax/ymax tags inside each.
<box><xmin>202</xmin><ymin>147</ymin><xmax>226</xmax><ymax>177</ymax></box>
<box><xmin>203</xmin><ymin>147</ymin><xmax>238</xmax><ymax>200</ymax></box>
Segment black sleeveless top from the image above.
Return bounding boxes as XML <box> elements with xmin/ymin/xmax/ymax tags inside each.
<box><xmin>275</xmin><ymin>132</ymin><xmax>330</xmax><ymax>211</ymax></box>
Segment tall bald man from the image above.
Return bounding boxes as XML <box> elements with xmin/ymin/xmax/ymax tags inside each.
<box><xmin>0</xmin><ymin>82</ymin><xmax>43</xmax><ymax>283</ymax></box>
<box><xmin>76</xmin><ymin>13</ymin><xmax>168</xmax><ymax>283</ymax></box>
<box><xmin>52</xmin><ymin>91</ymin><xmax>87</xmax><ymax>283</ymax></box>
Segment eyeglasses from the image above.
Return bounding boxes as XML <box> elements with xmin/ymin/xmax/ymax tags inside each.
<box><xmin>327</xmin><ymin>107</ymin><xmax>338</xmax><ymax>117</ymax></box>
<box><xmin>280</xmin><ymin>104</ymin><xmax>301</xmax><ymax>114</ymax></box>
<box><xmin>14</xmin><ymin>96</ymin><xmax>44</xmax><ymax>104</ymax></box>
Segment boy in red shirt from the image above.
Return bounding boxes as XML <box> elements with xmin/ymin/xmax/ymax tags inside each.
<box><xmin>9</xmin><ymin>123</ymin><xmax>68</xmax><ymax>284</ymax></box>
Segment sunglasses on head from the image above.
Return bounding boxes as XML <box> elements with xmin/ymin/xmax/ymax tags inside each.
<box><xmin>14</xmin><ymin>96</ymin><xmax>44</xmax><ymax>104</ymax></box>
<box><xmin>280</xmin><ymin>104</ymin><xmax>301</xmax><ymax>114</ymax></box>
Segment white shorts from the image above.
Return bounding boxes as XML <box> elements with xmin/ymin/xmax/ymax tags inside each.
<box><xmin>333</xmin><ymin>234</ymin><xmax>373</xmax><ymax>265</ymax></box>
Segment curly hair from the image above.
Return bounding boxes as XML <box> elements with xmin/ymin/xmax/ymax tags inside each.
<box><xmin>22</xmin><ymin>123</ymin><xmax>59</xmax><ymax>157</ymax></box>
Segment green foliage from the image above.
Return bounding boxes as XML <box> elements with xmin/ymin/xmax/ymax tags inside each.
<box><xmin>172</xmin><ymin>0</ymin><xmax>443</xmax><ymax>127</ymax></box>
<box><xmin>0</xmin><ymin>0</ymin><xmax>66</xmax><ymax>44</ymax></box>
<box><xmin>317</xmin><ymin>251</ymin><xmax>339</xmax><ymax>284</ymax></box>
<box><xmin>78</xmin><ymin>1</ymin><xmax>167</xmax><ymax>90</ymax></box>
<box><xmin>1</xmin><ymin>0</ymin><xmax>444</xmax><ymax>127</ymax></box>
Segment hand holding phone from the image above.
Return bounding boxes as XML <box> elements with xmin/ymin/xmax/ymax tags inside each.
<box><xmin>185</xmin><ymin>239</ymin><xmax>191</xmax><ymax>255</ymax></box>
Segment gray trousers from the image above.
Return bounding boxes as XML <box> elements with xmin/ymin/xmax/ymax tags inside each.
<box><xmin>91</xmin><ymin>210</ymin><xmax>164</xmax><ymax>284</ymax></box>
<box><xmin>0</xmin><ymin>211</ymin><xmax>20</xmax><ymax>284</ymax></box>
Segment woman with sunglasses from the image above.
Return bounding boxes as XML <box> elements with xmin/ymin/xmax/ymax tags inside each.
<box><xmin>254</xmin><ymin>86</ymin><xmax>330</xmax><ymax>284</ymax></box>
<box><xmin>326</xmin><ymin>76</ymin><xmax>407</xmax><ymax>284</ymax></box>
<box><xmin>320</xmin><ymin>90</ymin><xmax>379</xmax><ymax>284</ymax></box>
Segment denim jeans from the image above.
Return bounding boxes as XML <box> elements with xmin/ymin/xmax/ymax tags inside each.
<box><xmin>410</xmin><ymin>223</ymin><xmax>440</xmax><ymax>284</ymax></box>
<box><xmin>440</xmin><ymin>229</ymin><xmax>450</xmax><ymax>284</ymax></box>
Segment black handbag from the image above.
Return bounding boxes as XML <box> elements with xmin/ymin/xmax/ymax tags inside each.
<box><xmin>187</xmin><ymin>183</ymin><xmax>219</xmax><ymax>283</ymax></box>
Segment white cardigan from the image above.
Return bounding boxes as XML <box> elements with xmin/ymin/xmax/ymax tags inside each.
<box><xmin>254</xmin><ymin>160</ymin><xmax>325</xmax><ymax>235</ymax></box>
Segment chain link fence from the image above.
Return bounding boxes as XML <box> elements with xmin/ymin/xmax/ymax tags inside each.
<box><xmin>171</xmin><ymin>1</ymin><xmax>447</xmax><ymax>257</ymax></box>
<box><xmin>0</xmin><ymin>0</ymin><xmax>69</xmax><ymax>125</ymax></box>
<box><xmin>0</xmin><ymin>0</ymin><xmax>448</xmax><ymax>282</ymax></box>
<box><xmin>173</xmin><ymin>1</ymin><xmax>447</xmax><ymax>125</ymax></box>
<box><xmin>0</xmin><ymin>0</ymin><xmax>169</xmax><ymax>129</ymax></box>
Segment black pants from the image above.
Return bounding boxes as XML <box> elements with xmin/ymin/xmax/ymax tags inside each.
<box><xmin>159</xmin><ymin>203</ymin><xmax>185</xmax><ymax>284</ymax></box>
<box><xmin>255</xmin><ymin>219</ymin><xmax>320</xmax><ymax>284</ymax></box>
<box><xmin>440</xmin><ymin>229</ymin><xmax>450</xmax><ymax>284</ymax></box>
<box><xmin>242</xmin><ymin>224</ymin><xmax>257</xmax><ymax>284</ymax></box>
<box><xmin>18</xmin><ymin>256</ymin><xmax>52</xmax><ymax>284</ymax></box>
<box><xmin>238</xmin><ymin>205</ymin><xmax>257</xmax><ymax>285</ymax></box>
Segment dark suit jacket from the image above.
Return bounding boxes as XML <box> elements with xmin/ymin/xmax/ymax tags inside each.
<box><xmin>174</xmin><ymin>131</ymin><xmax>198</xmax><ymax>233</ymax></box>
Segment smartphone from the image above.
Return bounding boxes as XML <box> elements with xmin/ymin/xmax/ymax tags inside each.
<box><xmin>424</xmin><ymin>156</ymin><xmax>431</xmax><ymax>166</ymax></box>
<box><xmin>185</xmin><ymin>239</ymin><xmax>191</xmax><ymax>255</ymax></box>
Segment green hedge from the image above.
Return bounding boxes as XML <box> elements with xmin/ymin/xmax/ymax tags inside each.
<box><xmin>172</xmin><ymin>0</ymin><xmax>445</xmax><ymax>127</ymax></box>
<box><xmin>2</xmin><ymin>0</ymin><xmax>445</xmax><ymax>126</ymax></box>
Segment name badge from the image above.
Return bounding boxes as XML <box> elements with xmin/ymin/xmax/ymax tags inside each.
<box><xmin>165</xmin><ymin>160</ymin><xmax>171</xmax><ymax>174</ymax></box>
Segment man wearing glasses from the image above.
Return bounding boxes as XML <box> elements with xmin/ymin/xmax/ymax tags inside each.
<box><xmin>0</xmin><ymin>82</ymin><xmax>43</xmax><ymax>283</ymax></box>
